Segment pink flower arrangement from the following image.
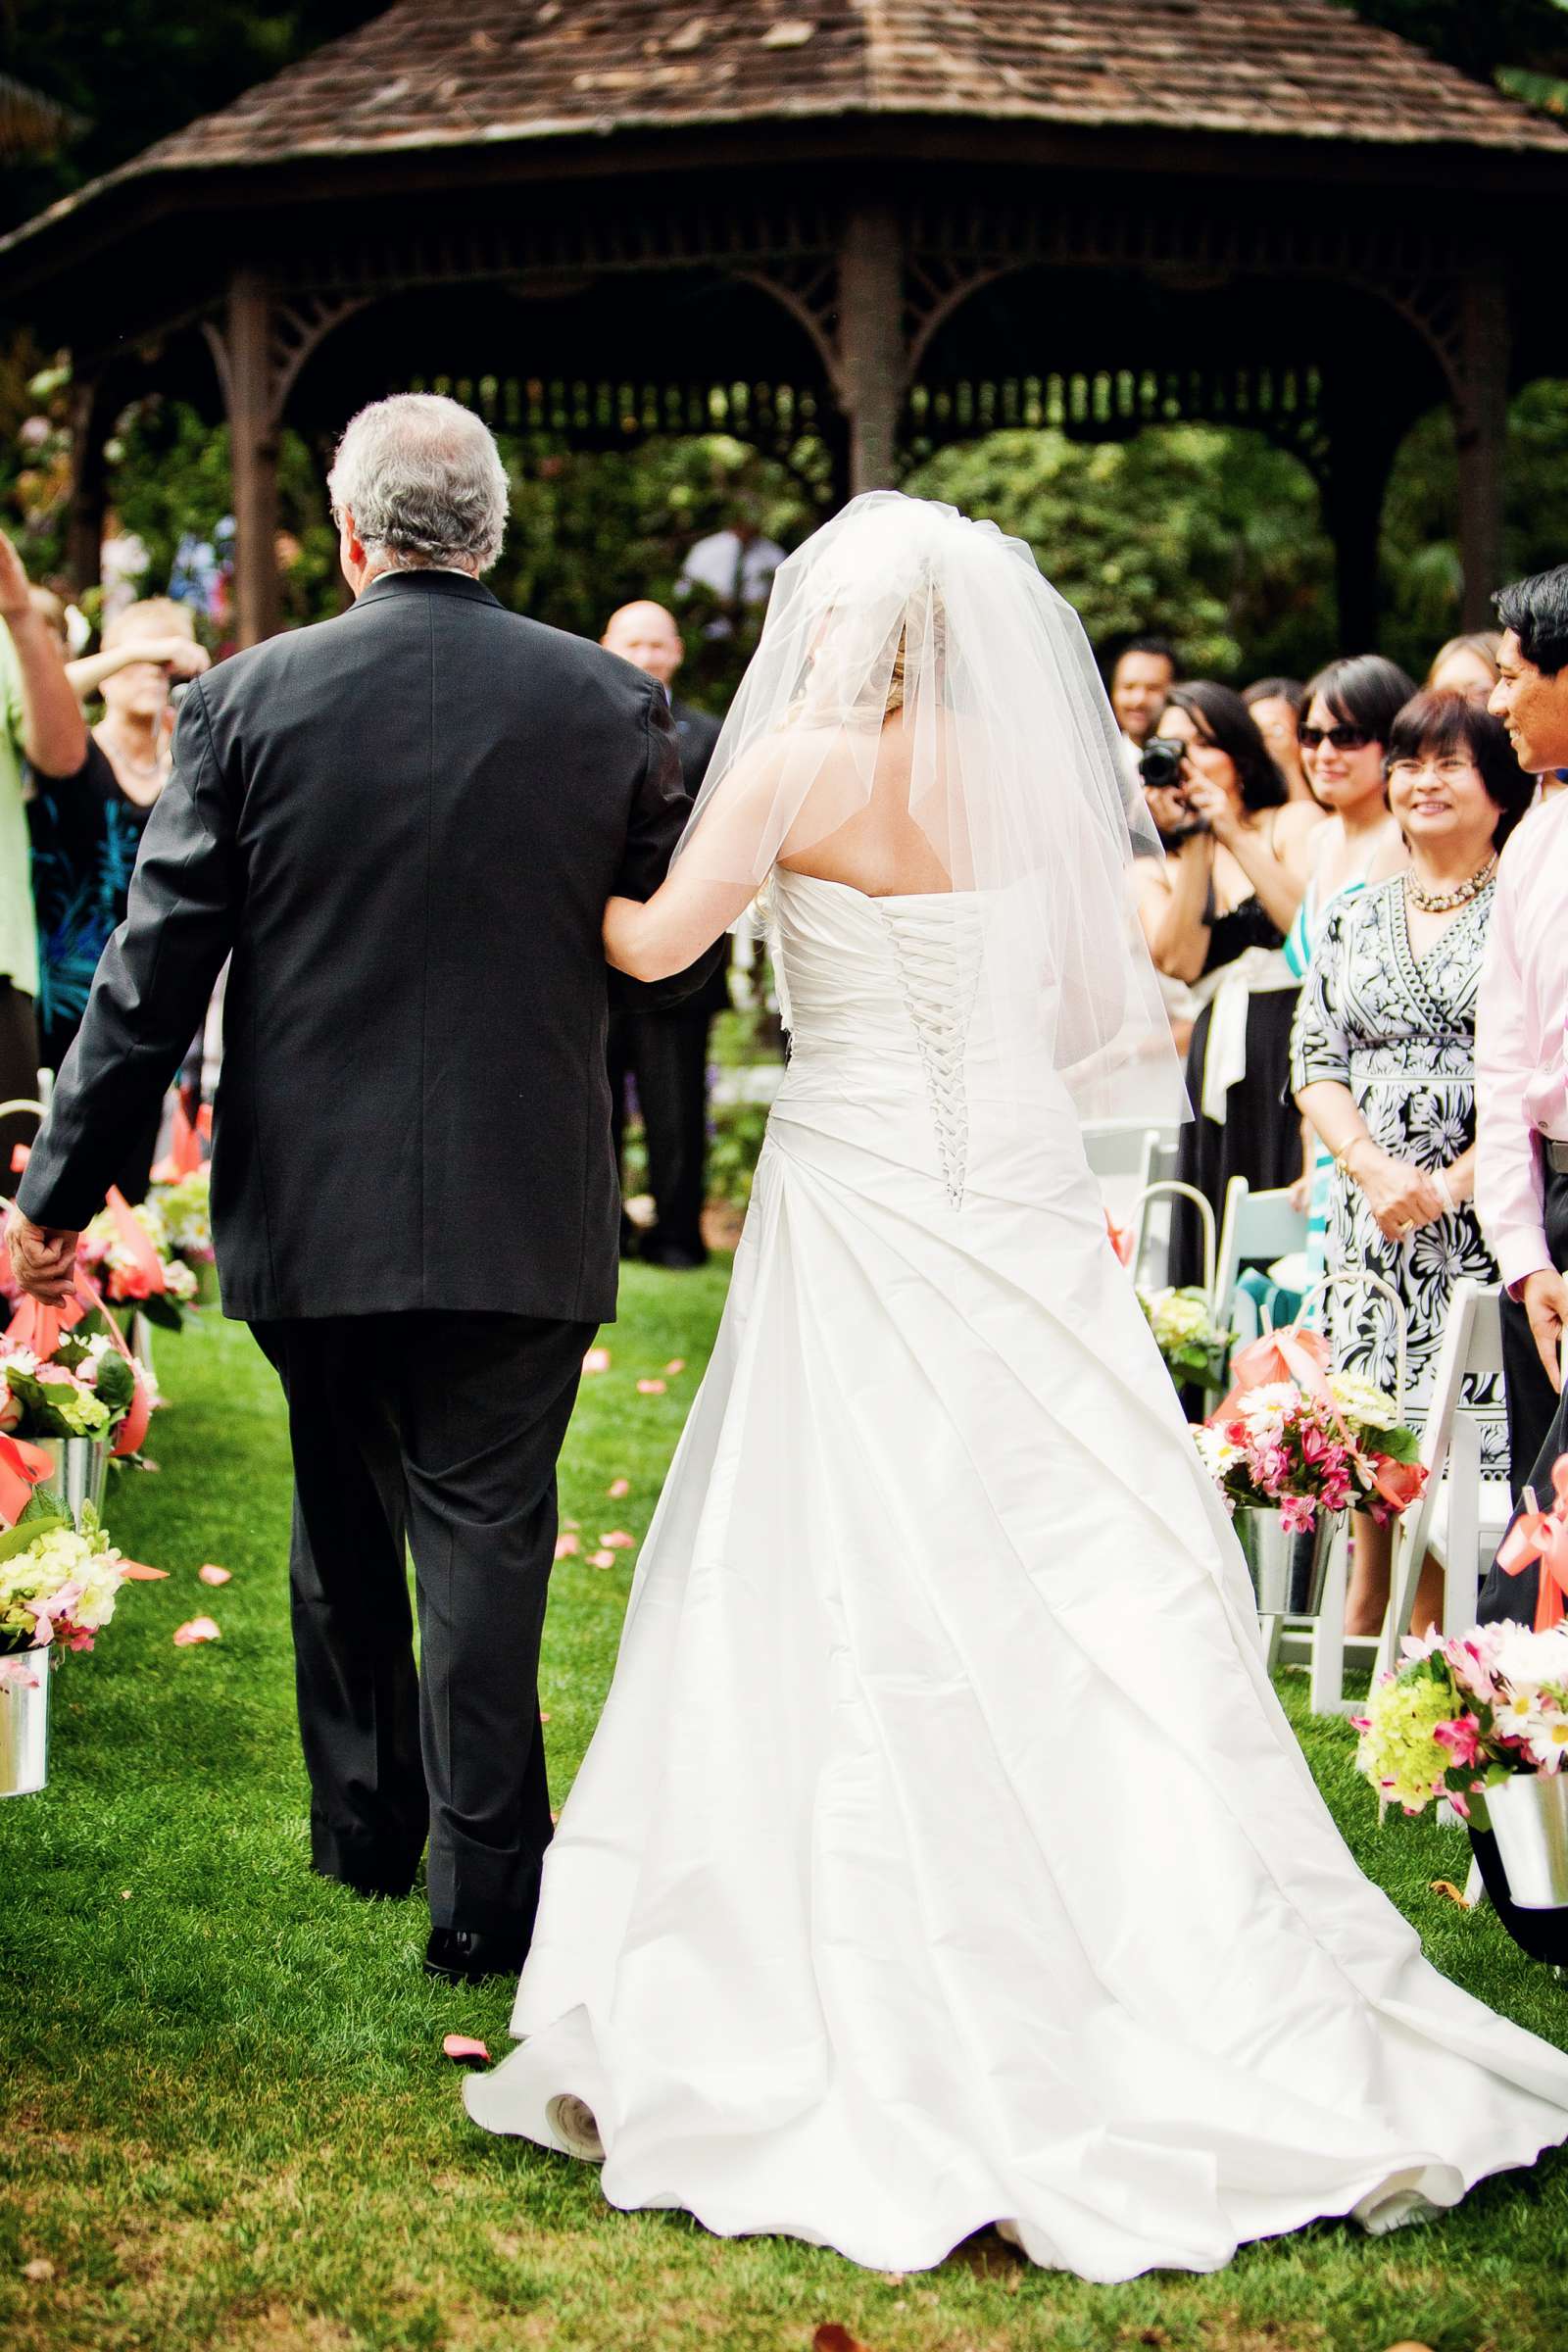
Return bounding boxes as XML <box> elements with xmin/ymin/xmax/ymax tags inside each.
<box><xmin>1354</xmin><ymin>1619</ymin><xmax>1568</xmax><ymax>1820</ymax></box>
<box><xmin>1195</xmin><ymin>1360</ymin><xmax>1425</xmax><ymax>1532</ymax></box>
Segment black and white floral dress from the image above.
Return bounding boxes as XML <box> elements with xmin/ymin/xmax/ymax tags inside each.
<box><xmin>1289</xmin><ymin>872</ymin><xmax>1505</xmax><ymax>1468</ymax></box>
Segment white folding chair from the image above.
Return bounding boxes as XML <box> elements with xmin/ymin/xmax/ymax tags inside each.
<box><xmin>1374</xmin><ymin>1280</ymin><xmax>1512</xmax><ymax>1683</ymax></box>
<box><xmin>1213</xmin><ymin>1177</ymin><xmax>1308</xmax><ymax>1354</ymax></box>
<box><xmin>0</xmin><ymin>1098</ymin><xmax>47</xmax><ymax>1206</ymax></box>
<box><xmin>1082</xmin><ymin>1121</ymin><xmax>1162</xmax><ymax>1183</ymax></box>
<box><xmin>1084</xmin><ymin>1123</ymin><xmax>1171</xmax><ymax>1258</ymax></box>
<box><xmin>1128</xmin><ymin>1179</ymin><xmax>1216</xmax><ymax>1305</ymax></box>
<box><xmin>1265</xmin><ymin>1270</ymin><xmax>1408</xmax><ymax>1716</ymax></box>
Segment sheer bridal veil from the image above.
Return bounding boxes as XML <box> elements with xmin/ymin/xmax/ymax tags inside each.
<box><xmin>674</xmin><ymin>491</ymin><xmax>1189</xmax><ymax>1126</ymax></box>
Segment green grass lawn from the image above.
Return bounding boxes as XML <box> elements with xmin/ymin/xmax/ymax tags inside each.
<box><xmin>4</xmin><ymin>1269</ymin><xmax>1568</xmax><ymax>2352</ymax></box>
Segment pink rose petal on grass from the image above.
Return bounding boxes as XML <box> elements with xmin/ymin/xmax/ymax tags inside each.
<box><xmin>636</xmin><ymin>1379</ymin><xmax>666</xmax><ymax>1396</ymax></box>
<box><xmin>587</xmin><ymin>1549</ymin><xmax>616</xmax><ymax>1570</ymax></box>
<box><xmin>554</xmin><ymin>1532</ymin><xmax>580</xmax><ymax>1561</ymax></box>
<box><xmin>582</xmin><ymin>1348</ymin><xmax>612</xmax><ymax>1375</ymax></box>
<box><xmin>118</xmin><ymin>1561</ymin><xmax>169</xmax><ymax>1581</ymax></box>
<box><xmin>664</xmin><ymin>1358</ymin><xmax>686</xmax><ymax>1376</ymax></box>
<box><xmin>441</xmin><ymin>2034</ymin><xmax>491</xmax><ymax>2066</ymax></box>
<box><xmin>607</xmin><ymin>1477</ymin><xmax>630</xmax><ymax>1499</ymax></box>
<box><xmin>198</xmin><ymin>1564</ymin><xmax>231</xmax><ymax>1587</ymax></box>
<box><xmin>172</xmin><ymin>1616</ymin><xmax>220</xmax><ymax>1646</ymax></box>
<box><xmin>599</xmin><ymin>1531</ymin><xmax>635</xmax><ymax>1551</ymax></box>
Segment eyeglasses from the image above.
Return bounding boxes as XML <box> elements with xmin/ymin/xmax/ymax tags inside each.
<box><xmin>1299</xmin><ymin>723</ymin><xmax>1372</xmax><ymax>753</ymax></box>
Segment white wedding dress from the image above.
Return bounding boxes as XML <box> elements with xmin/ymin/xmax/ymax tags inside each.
<box><xmin>466</xmin><ymin>866</ymin><xmax>1568</xmax><ymax>2280</ymax></box>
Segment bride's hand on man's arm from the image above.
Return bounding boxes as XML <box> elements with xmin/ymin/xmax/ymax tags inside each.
<box><xmin>603</xmin><ymin>872</ymin><xmax>756</xmax><ymax>982</ymax></box>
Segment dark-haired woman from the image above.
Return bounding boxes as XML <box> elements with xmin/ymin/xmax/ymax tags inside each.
<box><xmin>1284</xmin><ymin>658</ymin><xmax>1414</xmax><ymax>1279</ymax></box>
<box><xmin>1135</xmin><ymin>683</ymin><xmax>1322</xmax><ymax>1289</ymax></box>
<box><xmin>1293</xmin><ymin>692</ymin><xmax>1535</xmax><ymax>1635</ymax></box>
<box><xmin>1244</xmin><ymin>676</ymin><xmax>1311</xmax><ymax>803</ymax></box>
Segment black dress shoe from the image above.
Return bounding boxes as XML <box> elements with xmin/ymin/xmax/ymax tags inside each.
<box><xmin>423</xmin><ymin>1926</ymin><xmax>528</xmax><ymax>1984</ymax></box>
<box><xmin>644</xmin><ymin>1243</ymin><xmax>707</xmax><ymax>1271</ymax></box>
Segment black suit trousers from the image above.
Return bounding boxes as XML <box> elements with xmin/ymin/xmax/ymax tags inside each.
<box><xmin>251</xmin><ymin>1310</ymin><xmax>593</xmax><ymax>1938</ymax></box>
<box><xmin>610</xmin><ymin>1007</ymin><xmax>713</xmax><ymax>1261</ymax></box>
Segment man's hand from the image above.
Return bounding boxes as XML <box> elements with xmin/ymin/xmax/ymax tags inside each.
<box><xmin>1522</xmin><ymin>1265</ymin><xmax>1568</xmax><ymax>1392</ymax></box>
<box><xmin>0</xmin><ymin>530</ymin><xmax>33</xmax><ymax>625</ymax></box>
<box><xmin>8</xmin><ymin>1212</ymin><xmax>79</xmax><ymax>1305</ymax></box>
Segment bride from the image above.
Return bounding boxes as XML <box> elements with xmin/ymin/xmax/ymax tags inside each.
<box><xmin>466</xmin><ymin>493</ymin><xmax>1568</xmax><ymax>2280</ymax></box>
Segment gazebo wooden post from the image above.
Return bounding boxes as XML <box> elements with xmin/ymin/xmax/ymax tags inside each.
<box><xmin>1454</xmin><ymin>276</ymin><xmax>1510</xmax><ymax>628</ymax></box>
<box><xmin>225</xmin><ymin>270</ymin><xmax>282</xmax><ymax>647</ymax></box>
<box><xmin>65</xmin><ymin>374</ymin><xmax>108</xmax><ymax>598</ymax></box>
<box><xmin>1318</xmin><ymin>417</ymin><xmax>1402</xmax><ymax>655</ymax></box>
<box><xmin>838</xmin><ymin>205</ymin><xmax>906</xmax><ymax>495</ymax></box>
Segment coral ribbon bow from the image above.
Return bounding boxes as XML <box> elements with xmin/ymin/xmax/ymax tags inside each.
<box><xmin>151</xmin><ymin>1101</ymin><xmax>208</xmax><ymax>1185</ymax></box>
<box><xmin>1497</xmin><ymin>1456</ymin><xmax>1568</xmax><ymax>1632</ymax></box>
<box><xmin>102</xmin><ymin>1187</ymin><xmax>167</xmax><ymax>1298</ymax></box>
<box><xmin>1210</xmin><ymin>1322</ymin><xmax>1333</xmax><ymax>1428</ymax></box>
<box><xmin>0</xmin><ymin>1431</ymin><xmax>52</xmax><ymax>1528</ymax></box>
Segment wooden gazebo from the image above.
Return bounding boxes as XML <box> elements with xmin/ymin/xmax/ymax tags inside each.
<box><xmin>1</xmin><ymin>0</ymin><xmax>1565</xmax><ymax>648</ymax></box>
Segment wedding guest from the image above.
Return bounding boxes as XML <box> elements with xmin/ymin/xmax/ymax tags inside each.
<box><xmin>1135</xmin><ymin>683</ymin><xmax>1320</xmax><ymax>1287</ymax></box>
<box><xmin>1427</xmin><ymin>631</ymin><xmax>1502</xmax><ymax>705</ymax></box>
<box><xmin>1474</xmin><ymin>570</ymin><xmax>1568</xmax><ymax>1599</ymax></box>
<box><xmin>600</xmin><ymin>599</ymin><xmax>725</xmax><ymax>1268</ymax></box>
<box><xmin>30</xmin><ymin>602</ymin><xmax>208</xmax><ymax>1192</ymax></box>
<box><xmin>676</xmin><ymin>518</ymin><xmax>783</xmax><ymax>638</ymax></box>
<box><xmin>1294</xmin><ymin>692</ymin><xmax>1530</xmax><ymax>1636</ymax></box>
<box><xmin>1108</xmin><ymin>635</ymin><xmax>1179</xmax><ymax>783</ymax></box>
<box><xmin>1244</xmin><ymin>676</ymin><xmax>1312</xmax><ymax>803</ymax></box>
<box><xmin>0</xmin><ymin>528</ymin><xmax>86</xmax><ymax>1163</ymax></box>
<box><xmin>1283</xmin><ymin>657</ymin><xmax>1414</xmax><ymax>1270</ymax></box>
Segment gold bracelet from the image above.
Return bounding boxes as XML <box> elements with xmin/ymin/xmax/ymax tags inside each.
<box><xmin>1334</xmin><ymin>1140</ymin><xmax>1360</xmax><ymax>1177</ymax></box>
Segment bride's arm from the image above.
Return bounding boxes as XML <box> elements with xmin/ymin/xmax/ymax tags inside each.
<box><xmin>606</xmin><ymin>737</ymin><xmax>788</xmax><ymax>982</ymax></box>
<box><xmin>605</xmin><ymin>871</ymin><xmax>757</xmax><ymax>982</ymax></box>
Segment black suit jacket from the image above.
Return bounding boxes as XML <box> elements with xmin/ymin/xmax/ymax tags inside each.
<box><xmin>669</xmin><ymin>696</ymin><xmax>722</xmax><ymax>800</ymax></box>
<box><xmin>19</xmin><ymin>570</ymin><xmax>723</xmax><ymax>1324</ymax></box>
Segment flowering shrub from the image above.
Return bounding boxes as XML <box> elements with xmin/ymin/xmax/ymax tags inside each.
<box><xmin>1138</xmin><ymin>1286</ymin><xmax>1235</xmax><ymax>1391</ymax></box>
<box><xmin>1195</xmin><ymin>1368</ymin><xmax>1425</xmax><ymax>1533</ymax></box>
<box><xmin>148</xmin><ymin>1165</ymin><xmax>213</xmax><ymax>1266</ymax></box>
<box><xmin>0</xmin><ymin>1497</ymin><xmax>122</xmax><ymax>1659</ymax></box>
<box><xmin>1354</xmin><ymin>1621</ymin><xmax>1568</xmax><ymax>1822</ymax></box>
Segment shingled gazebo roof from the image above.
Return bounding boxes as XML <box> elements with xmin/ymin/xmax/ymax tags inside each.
<box><xmin>115</xmin><ymin>0</ymin><xmax>1568</xmax><ymax>164</ymax></box>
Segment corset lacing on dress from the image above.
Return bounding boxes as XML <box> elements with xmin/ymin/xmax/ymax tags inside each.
<box><xmin>875</xmin><ymin>900</ymin><xmax>986</xmax><ymax>1210</ymax></box>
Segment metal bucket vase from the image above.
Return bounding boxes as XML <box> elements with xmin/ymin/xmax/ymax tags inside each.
<box><xmin>1486</xmin><ymin>1774</ymin><xmax>1568</xmax><ymax>1910</ymax></box>
<box><xmin>0</xmin><ymin>1651</ymin><xmax>49</xmax><ymax>1796</ymax></box>
<box><xmin>37</xmin><ymin>1437</ymin><xmax>109</xmax><ymax>1529</ymax></box>
<box><xmin>1236</xmin><ymin>1507</ymin><xmax>1346</xmax><ymax>1618</ymax></box>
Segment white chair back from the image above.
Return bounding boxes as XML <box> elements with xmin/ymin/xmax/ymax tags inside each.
<box><xmin>1127</xmin><ymin>1179</ymin><xmax>1216</xmax><ymax>1304</ymax></box>
<box><xmin>1375</xmin><ymin>1280</ymin><xmax>1510</xmax><ymax>1681</ymax></box>
<box><xmin>1213</xmin><ymin>1178</ymin><xmax>1307</xmax><ymax>1348</ymax></box>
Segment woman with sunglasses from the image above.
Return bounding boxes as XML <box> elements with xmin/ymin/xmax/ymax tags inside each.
<box><xmin>1293</xmin><ymin>691</ymin><xmax>1533</xmax><ymax>1636</ymax></box>
<box><xmin>1284</xmin><ymin>658</ymin><xmax>1415</xmax><ymax>1273</ymax></box>
<box><xmin>1136</xmin><ymin>682</ymin><xmax>1321</xmax><ymax>1292</ymax></box>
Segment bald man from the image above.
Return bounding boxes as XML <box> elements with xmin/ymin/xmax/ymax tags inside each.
<box><xmin>600</xmin><ymin>600</ymin><xmax>727</xmax><ymax>1268</ymax></box>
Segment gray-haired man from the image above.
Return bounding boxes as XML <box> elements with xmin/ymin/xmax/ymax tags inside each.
<box><xmin>10</xmin><ymin>394</ymin><xmax>722</xmax><ymax>1983</ymax></box>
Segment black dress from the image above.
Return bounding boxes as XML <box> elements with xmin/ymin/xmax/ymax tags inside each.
<box><xmin>1170</xmin><ymin>894</ymin><xmax>1300</xmax><ymax>1292</ymax></box>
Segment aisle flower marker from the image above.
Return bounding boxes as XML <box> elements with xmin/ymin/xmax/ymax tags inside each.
<box><xmin>1138</xmin><ymin>1285</ymin><xmax>1235</xmax><ymax>1394</ymax></box>
<box><xmin>0</xmin><ymin>1491</ymin><xmax>128</xmax><ymax>1793</ymax></box>
<box><xmin>1196</xmin><ymin>1326</ymin><xmax>1425</xmax><ymax>1533</ymax></box>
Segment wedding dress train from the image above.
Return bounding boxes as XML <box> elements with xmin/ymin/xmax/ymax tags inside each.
<box><xmin>466</xmin><ymin>868</ymin><xmax>1568</xmax><ymax>2280</ymax></box>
